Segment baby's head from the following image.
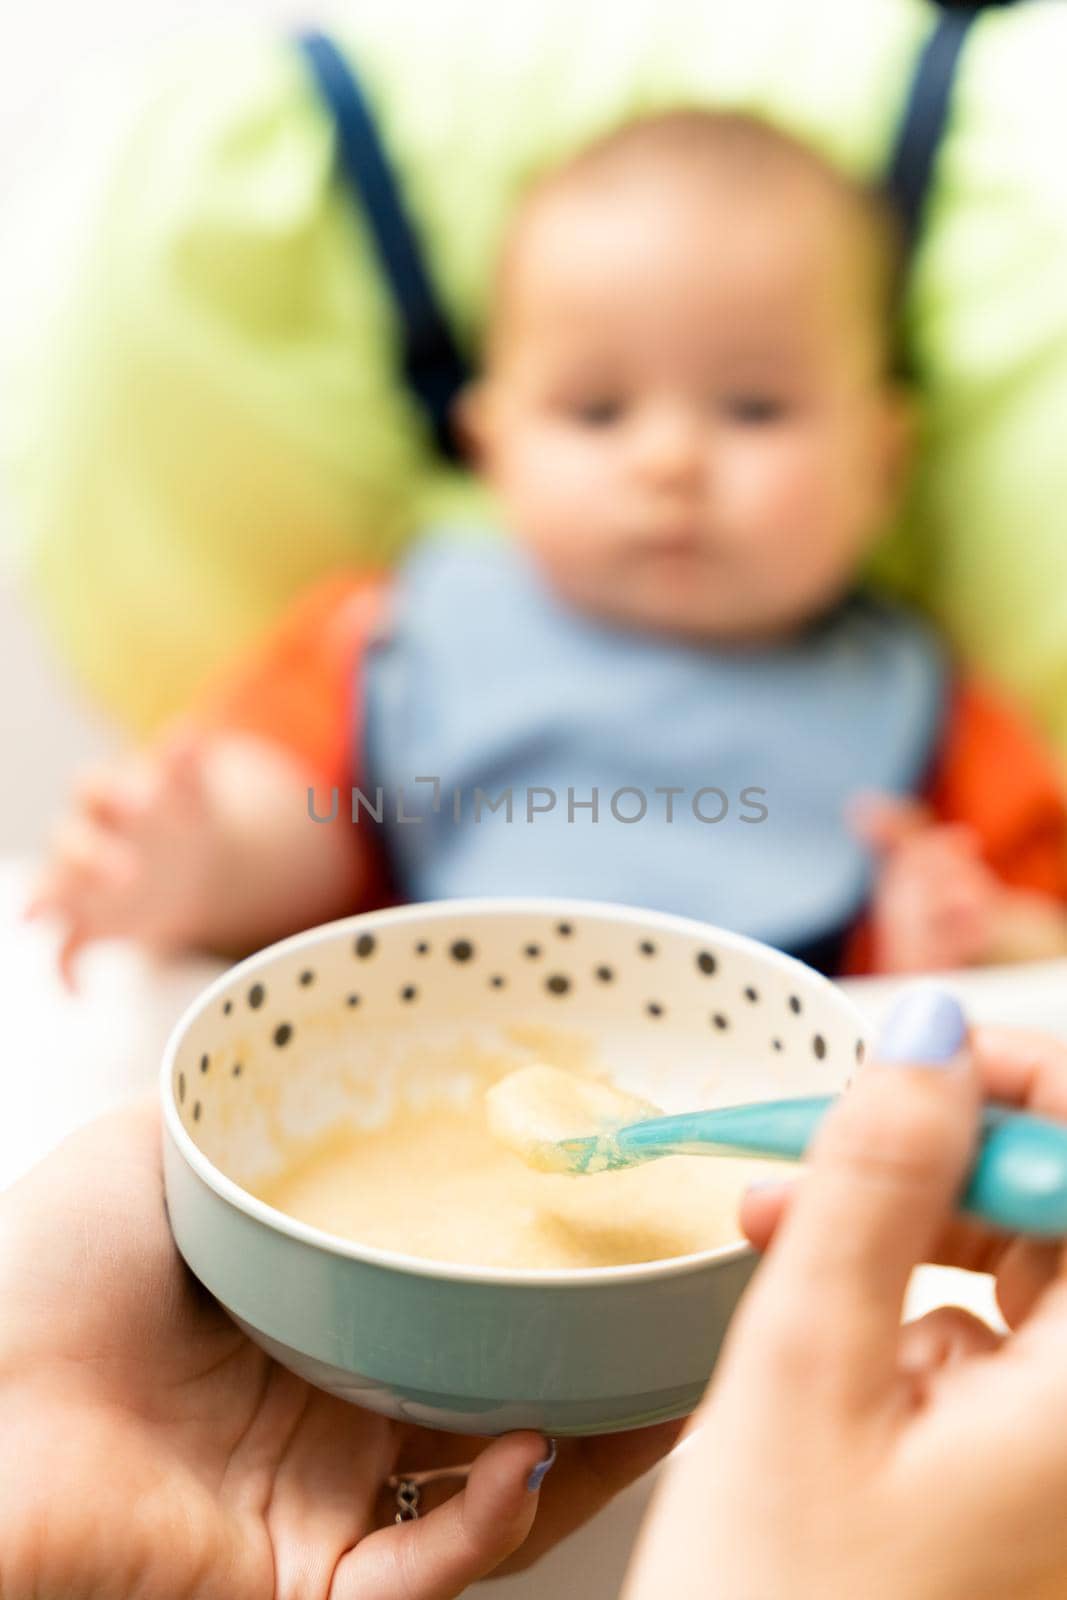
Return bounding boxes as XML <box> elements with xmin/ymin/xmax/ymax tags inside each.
<box><xmin>460</xmin><ymin>111</ymin><xmax>909</xmax><ymax>643</ymax></box>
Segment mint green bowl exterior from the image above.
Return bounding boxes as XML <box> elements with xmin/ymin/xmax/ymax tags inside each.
<box><xmin>161</xmin><ymin>898</ymin><xmax>866</xmax><ymax>1436</ymax></box>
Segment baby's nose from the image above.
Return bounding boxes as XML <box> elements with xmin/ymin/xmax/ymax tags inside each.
<box><xmin>631</xmin><ymin>410</ymin><xmax>705</xmax><ymax>491</ymax></box>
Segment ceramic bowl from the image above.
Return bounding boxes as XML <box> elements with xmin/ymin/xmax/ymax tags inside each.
<box><xmin>161</xmin><ymin>898</ymin><xmax>867</xmax><ymax>1436</ymax></box>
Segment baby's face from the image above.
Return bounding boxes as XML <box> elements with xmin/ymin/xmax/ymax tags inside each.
<box><xmin>467</xmin><ymin>169</ymin><xmax>907</xmax><ymax>642</ymax></box>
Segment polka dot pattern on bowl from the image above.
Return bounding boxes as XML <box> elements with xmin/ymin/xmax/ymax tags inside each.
<box><xmin>171</xmin><ymin>908</ymin><xmax>866</xmax><ymax>1137</ymax></box>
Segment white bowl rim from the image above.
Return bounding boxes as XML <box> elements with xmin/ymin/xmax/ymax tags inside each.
<box><xmin>160</xmin><ymin>896</ymin><xmax>866</xmax><ymax>1289</ymax></box>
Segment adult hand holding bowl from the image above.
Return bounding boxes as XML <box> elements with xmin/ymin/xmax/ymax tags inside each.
<box><xmin>0</xmin><ymin>1093</ymin><xmax>679</xmax><ymax>1599</ymax></box>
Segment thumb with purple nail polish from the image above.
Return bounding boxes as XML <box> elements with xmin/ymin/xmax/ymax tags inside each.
<box><xmin>873</xmin><ymin>983</ymin><xmax>969</xmax><ymax>1068</ymax></box>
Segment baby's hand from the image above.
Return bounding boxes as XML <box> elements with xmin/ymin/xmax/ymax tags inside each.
<box><xmin>849</xmin><ymin>792</ymin><xmax>1001</xmax><ymax>973</ymax></box>
<box><xmin>23</xmin><ymin>726</ymin><xmax>218</xmax><ymax>990</ymax></box>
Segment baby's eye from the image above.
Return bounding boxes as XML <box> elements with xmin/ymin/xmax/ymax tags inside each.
<box><xmin>570</xmin><ymin>397</ymin><xmax>626</xmax><ymax>427</ymax></box>
<box><xmin>719</xmin><ymin>394</ymin><xmax>789</xmax><ymax>425</ymax></box>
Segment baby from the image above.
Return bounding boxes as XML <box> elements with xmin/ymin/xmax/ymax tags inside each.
<box><xmin>26</xmin><ymin>110</ymin><xmax>1067</xmax><ymax>985</ymax></box>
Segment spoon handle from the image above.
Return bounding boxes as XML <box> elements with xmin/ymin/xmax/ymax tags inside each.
<box><xmin>617</xmin><ymin>1096</ymin><xmax>1067</xmax><ymax>1239</ymax></box>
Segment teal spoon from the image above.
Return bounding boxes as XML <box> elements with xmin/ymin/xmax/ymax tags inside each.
<box><xmin>552</xmin><ymin>1095</ymin><xmax>1067</xmax><ymax>1238</ymax></box>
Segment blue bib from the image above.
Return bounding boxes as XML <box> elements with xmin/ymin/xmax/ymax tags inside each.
<box><xmin>362</xmin><ymin>532</ymin><xmax>948</xmax><ymax>956</ymax></box>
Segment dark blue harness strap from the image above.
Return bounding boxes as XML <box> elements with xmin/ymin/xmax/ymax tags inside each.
<box><xmin>886</xmin><ymin>7</ymin><xmax>981</xmax><ymax>249</ymax></box>
<box><xmin>294</xmin><ymin>29</ymin><xmax>470</xmax><ymax>461</ymax></box>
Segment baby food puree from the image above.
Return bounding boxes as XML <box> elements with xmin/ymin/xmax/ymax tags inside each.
<box><xmin>253</xmin><ymin>1053</ymin><xmax>777</xmax><ymax>1270</ymax></box>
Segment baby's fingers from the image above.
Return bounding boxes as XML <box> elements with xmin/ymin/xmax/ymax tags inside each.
<box><xmin>31</xmin><ymin>826</ymin><xmax>135</xmax><ymax>921</ymax></box>
<box><xmin>57</xmin><ymin>920</ymin><xmax>89</xmax><ymax>994</ymax></box>
<box><xmin>22</xmin><ymin>857</ymin><xmax>78</xmax><ymax>927</ymax></box>
<box><xmin>152</xmin><ymin>723</ymin><xmax>209</xmax><ymax>796</ymax></box>
<box><xmin>25</xmin><ymin>874</ymin><xmax>90</xmax><ymax>991</ymax></box>
<box><xmin>847</xmin><ymin>791</ymin><xmax>935</xmax><ymax>852</ymax></box>
<box><xmin>73</xmin><ymin>764</ymin><xmax>151</xmax><ymax>832</ymax></box>
<box><xmin>23</xmin><ymin>822</ymin><xmax>138</xmax><ymax>989</ymax></box>
<box><xmin>337</xmin><ymin>1432</ymin><xmax>549</xmax><ymax>1599</ymax></box>
<box><xmin>45</xmin><ymin>812</ymin><xmax>124</xmax><ymax>878</ymax></box>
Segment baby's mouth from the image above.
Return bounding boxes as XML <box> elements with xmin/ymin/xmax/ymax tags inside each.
<box><xmin>640</xmin><ymin>534</ymin><xmax>708</xmax><ymax>561</ymax></box>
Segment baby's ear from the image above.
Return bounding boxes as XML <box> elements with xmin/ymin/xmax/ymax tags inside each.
<box><xmin>451</xmin><ymin>381</ymin><xmax>494</xmax><ymax>469</ymax></box>
<box><xmin>877</xmin><ymin>382</ymin><xmax>917</xmax><ymax>504</ymax></box>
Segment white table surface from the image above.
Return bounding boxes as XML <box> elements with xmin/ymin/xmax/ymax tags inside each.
<box><xmin>5</xmin><ymin>854</ymin><xmax>1067</xmax><ymax>1596</ymax></box>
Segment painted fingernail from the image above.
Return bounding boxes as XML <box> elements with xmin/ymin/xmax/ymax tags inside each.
<box><xmin>526</xmin><ymin>1438</ymin><xmax>557</xmax><ymax>1492</ymax></box>
<box><xmin>874</xmin><ymin>985</ymin><xmax>967</xmax><ymax>1067</ymax></box>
